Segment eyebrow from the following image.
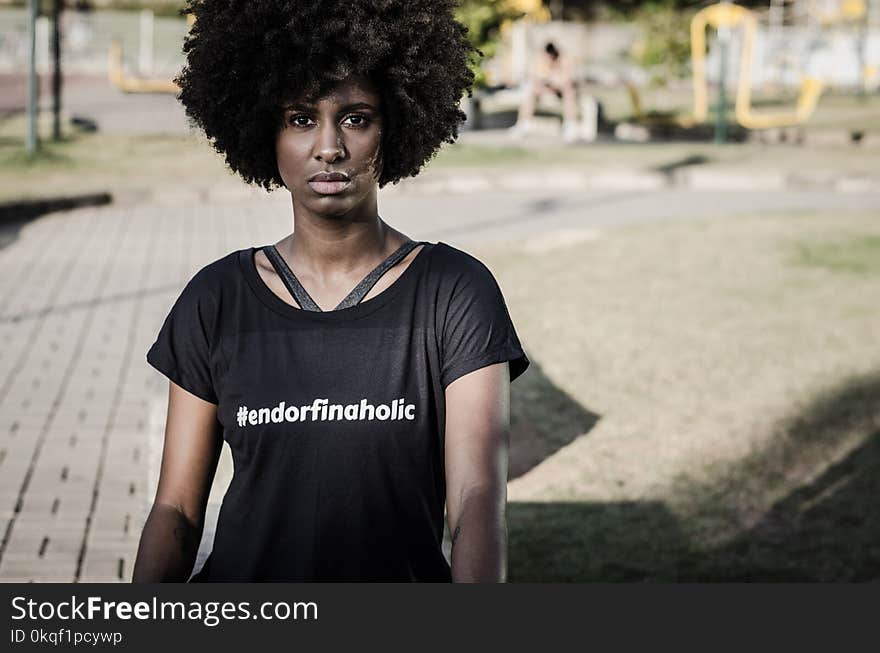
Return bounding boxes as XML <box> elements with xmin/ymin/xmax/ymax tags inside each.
<box><xmin>282</xmin><ymin>101</ymin><xmax>378</xmax><ymax>112</ymax></box>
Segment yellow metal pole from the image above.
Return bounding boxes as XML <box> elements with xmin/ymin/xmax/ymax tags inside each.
<box><xmin>689</xmin><ymin>2</ymin><xmax>824</xmax><ymax>130</ymax></box>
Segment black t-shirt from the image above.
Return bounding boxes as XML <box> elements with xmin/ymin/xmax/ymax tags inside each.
<box><xmin>146</xmin><ymin>240</ymin><xmax>530</xmax><ymax>582</ymax></box>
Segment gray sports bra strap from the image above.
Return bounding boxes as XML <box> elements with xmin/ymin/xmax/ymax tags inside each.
<box><xmin>263</xmin><ymin>240</ymin><xmax>423</xmax><ymax>312</ymax></box>
<box><xmin>334</xmin><ymin>239</ymin><xmax>422</xmax><ymax>310</ymax></box>
<box><xmin>263</xmin><ymin>244</ymin><xmax>322</xmax><ymax>312</ymax></box>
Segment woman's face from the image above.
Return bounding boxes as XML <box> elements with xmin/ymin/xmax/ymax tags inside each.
<box><xmin>275</xmin><ymin>75</ymin><xmax>384</xmax><ymax>217</ymax></box>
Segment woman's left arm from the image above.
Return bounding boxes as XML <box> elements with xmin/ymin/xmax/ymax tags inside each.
<box><xmin>444</xmin><ymin>361</ymin><xmax>511</xmax><ymax>583</ymax></box>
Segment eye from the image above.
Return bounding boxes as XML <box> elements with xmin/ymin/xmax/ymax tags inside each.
<box><xmin>344</xmin><ymin>114</ymin><xmax>370</xmax><ymax>128</ymax></box>
<box><xmin>287</xmin><ymin>114</ymin><xmax>314</xmax><ymax>128</ymax></box>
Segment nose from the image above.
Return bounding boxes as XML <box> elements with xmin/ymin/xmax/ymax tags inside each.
<box><xmin>315</xmin><ymin>120</ymin><xmax>346</xmax><ymax>163</ymax></box>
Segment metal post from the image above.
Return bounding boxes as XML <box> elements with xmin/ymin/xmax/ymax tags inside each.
<box><xmin>715</xmin><ymin>22</ymin><xmax>730</xmax><ymax>144</ymax></box>
<box><xmin>139</xmin><ymin>9</ymin><xmax>154</xmax><ymax>76</ymax></box>
<box><xmin>26</xmin><ymin>0</ymin><xmax>39</xmax><ymax>153</ymax></box>
<box><xmin>52</xmin><ymin>0</ymin><xmax>62</xmax><ymax>141</ymax></box>
<box><xmin>857</xmin><ymin>0</ymin><xmax>868</xmax><ymax>97</ymax></box>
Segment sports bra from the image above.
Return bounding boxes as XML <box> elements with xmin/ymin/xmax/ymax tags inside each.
<box><xmin>262</xmin><ymin>239</ymin><xmax>424</xmax><ymax>312</ymax></box>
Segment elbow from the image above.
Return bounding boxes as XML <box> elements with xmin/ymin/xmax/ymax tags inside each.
<box><xmin>132</xmin><ymin>502</ymin><xmax>205</xmax><ymax>583</ymax></box>
<box><xmin>157</xmin><ymin>500</ymin><xmax>204</xmax><ymax>531</ymax></box>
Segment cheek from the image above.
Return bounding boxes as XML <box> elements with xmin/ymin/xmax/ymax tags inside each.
<box><xmin>362</xmin><ymin>131</ymin><xmax>383</xmax><ymax>178</ymax></box>
<box><xmin>275</xmin><ymin>136</ymin><xmax>309</xmax><ymax>180</ymax></box>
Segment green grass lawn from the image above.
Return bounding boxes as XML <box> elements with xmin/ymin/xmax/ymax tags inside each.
<box><xmin>0</xmin><ymin>113</ymin><xmax>237</xmax><ymax>203</ymax></box>
<box><xmin>475</xmin><ymin>211</ymin><xmax>880</xmax><ymax>581</ymax></box>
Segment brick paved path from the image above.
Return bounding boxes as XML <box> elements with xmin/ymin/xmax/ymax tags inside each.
<box><xmin>0</xmin><ymin>197</ymin><xmax>292</xmax><ymax>581</ymax></box>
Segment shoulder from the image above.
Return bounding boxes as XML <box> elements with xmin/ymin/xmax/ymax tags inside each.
<box><xmin>426</xmin><ymin>241</ymin><xmax>496</xmax><ymax>281</ymax></box>
<box><xmin>424</xmin><ymin>241</ymin><xmax>508</xmax><ymax>304</ymax></box>
<box><xmin>193</xmin><ymin>249</ymin><xmax>241</xmax><ymax>283</ymax></box>
<box><xmin>180</xmin><ymin>249</ymin><xmax>243</xmax><ymax>297</ymax></box>
<box><xmin>167</xmin><ymin>249</ymin><xmax>243</xmax><ymax>317</ymax></box>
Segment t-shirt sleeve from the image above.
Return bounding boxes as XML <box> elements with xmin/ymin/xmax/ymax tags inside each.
<box><xmin>146</xmin><ymin>272</ymin><xmax>219</xmax><ymax>404</ymax></box>
<box><xmin>440</xmin><ymin>255</ymin><xmax>530</xmax><ymax>390</ymax></box>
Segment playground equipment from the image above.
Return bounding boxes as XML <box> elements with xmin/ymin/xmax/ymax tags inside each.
<box><xmin>690</xmin><ymin>1</ymin><xmax>824</xmax><ymax>129</ymax></box>
<box><xmin>625</xmin><ymin>0</ymin><xmax>877</xmax><ymax>133</ymax></box>
<box><xmin>108</xmin><ymin>39</ymin><xmax>178</xmax><ymax>93</ymax></box>
<box><xmin>108</xmin><ymin>13</ymin><xmax>195</xmax><ymax>94</ymax></box>
<box><xmin>505</xmin><ymin>0</ymin><xmax>551</xmax><ymax>21</ymax></box>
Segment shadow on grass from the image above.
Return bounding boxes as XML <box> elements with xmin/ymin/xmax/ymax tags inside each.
<box><xmin>636</xmin><ymin>120</ymin><xmax>750</xmax><ymax>142</ymax></box>
<box><xmin>699</xmin><ymin>429</ymin><xmax>880</xmax><ymax>581</ymax></box>
<box><xmin>0</xmin><ymin>193</ymin><xmax>113</xmax><ymax>252</ymax></box>
<box><xmin>471</xmin><ymin>106</ymin><xmax>752</xmax><ymax>143</ymax></box>
<box><xmin>653</xmin><ymin>154</ymin><xmax>709</xmax><ymax>175</ymax></box>
<box><xmin>509</xmin><ymin>371</ymin><xmax>880</xmax><ymax>581</ymax></box>
<box><xmin>509</xmin><ymin>500</ymin><xmax>689</xmax><ymax>581</ymax></box>
<box><xmin>509</xmin><ymin>359</ymin><xmax>600</xmax><ymax>481</ymax></box>
<box><xmin>692</xmin><ymin>370</ymin><xmax>880</xmax><ymax>581</ymax></box>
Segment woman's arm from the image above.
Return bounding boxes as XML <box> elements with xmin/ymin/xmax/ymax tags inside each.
<box><xmin>444</xmin><ymin>362</ymin><xmax>511</xmax><ymax>583</ymax></box>
<box><xmin>132</xmin><ymin>381</ymin><xmax>223</xmax><ymax>582</ymax></box>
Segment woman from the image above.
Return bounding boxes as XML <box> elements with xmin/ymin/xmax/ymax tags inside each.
<box><xmin>133</xmin><ymin>0</ymin><xmax>530</xmax><ymax>583</ymax></box>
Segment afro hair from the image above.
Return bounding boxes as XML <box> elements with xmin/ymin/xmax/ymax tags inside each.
<box><xmin>174</xmin><ymin>0</ymin><xmax>479</xmax><ymax>191</ymax></box>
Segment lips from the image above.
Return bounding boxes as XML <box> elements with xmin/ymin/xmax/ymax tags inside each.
<box><xmin>307</xmin><ymin>171</ymin><xmax>352</xmax><ymax>195</ymax></box>
<box><xmin>309</xmin><ymin>171</ymin><xmax>350</xmax><ymax>182</ymax></box>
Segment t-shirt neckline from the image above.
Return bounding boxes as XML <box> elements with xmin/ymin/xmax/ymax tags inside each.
<box><xmin>239</xmin><ymin>241</ymin><xmax>435</xmax><ymax>322</ymax></box>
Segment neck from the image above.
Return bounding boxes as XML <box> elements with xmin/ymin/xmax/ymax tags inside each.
<box><xmin>284</xmin><ymin>192</ymin><xmax>394</xmax><ymax>277</ymax></box>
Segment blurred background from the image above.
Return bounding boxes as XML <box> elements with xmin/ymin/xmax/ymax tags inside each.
<box><xmin>0</xmin><ymin>0</ymin><xmax>877</xmax><ymax>582</ymax></box>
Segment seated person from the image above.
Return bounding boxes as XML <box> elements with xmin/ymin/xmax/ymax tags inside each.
<box><xmin>509</xmin><ymin>41</ymin><xmax>580</xmax><ymax>143</ymax></box>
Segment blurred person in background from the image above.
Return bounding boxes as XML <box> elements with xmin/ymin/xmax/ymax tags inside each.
<box><xmin>509</xmin><ymin>41</ymin><xmax>580</xmax><ymax>143</ymax></box>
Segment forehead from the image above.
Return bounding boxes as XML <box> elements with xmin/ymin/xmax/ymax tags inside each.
<box><xmin>283</xmin><ymin>75</ymin><xmax>381</xmax><ymax>109</ymax></box>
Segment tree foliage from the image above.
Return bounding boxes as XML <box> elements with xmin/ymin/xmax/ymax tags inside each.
<box><xmin>454</xmin><ymin>0</ymin><xmax>525</xmax><ymax>89</ymax></box>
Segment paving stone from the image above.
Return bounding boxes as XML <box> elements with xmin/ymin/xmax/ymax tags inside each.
<box><xmin>79</xmin><ymin>556</ymin><xmax>132</xmax><ymax>583</ymax></box>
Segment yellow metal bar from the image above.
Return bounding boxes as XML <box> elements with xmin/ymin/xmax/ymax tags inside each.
<box><xmin>503</xmin><ymin>0</ymin><xmax>550</xmax><ymax>21</ymax></box>
<box><xmin>690</xmin><ymin>3</ymin><xmax>754</xmax><ymax>124</ymax></box>
<box><xmin>108</xmin><ymin>39</ymin><xmax>180</xmax><ymax>94</ymax></box>
<box><xmin>866</xmin><ymin>64</ymin><xmax>880</xmax><ymax>89</ymax></box>
<box><xmin>689</xmin><ymin>2</ymin><xmax>824</xmax><ymax>130</ymax></box>
<box><xmin>623</xmin><ymin>79</ymin><xmax>644</xmax><ymax>120</ymax></box>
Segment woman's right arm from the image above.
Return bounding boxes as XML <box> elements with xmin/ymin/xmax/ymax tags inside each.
<box><xmin>132</xmin><ymin>381</ymin><xmax>223</xmax><ymax>582</ymax></box>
